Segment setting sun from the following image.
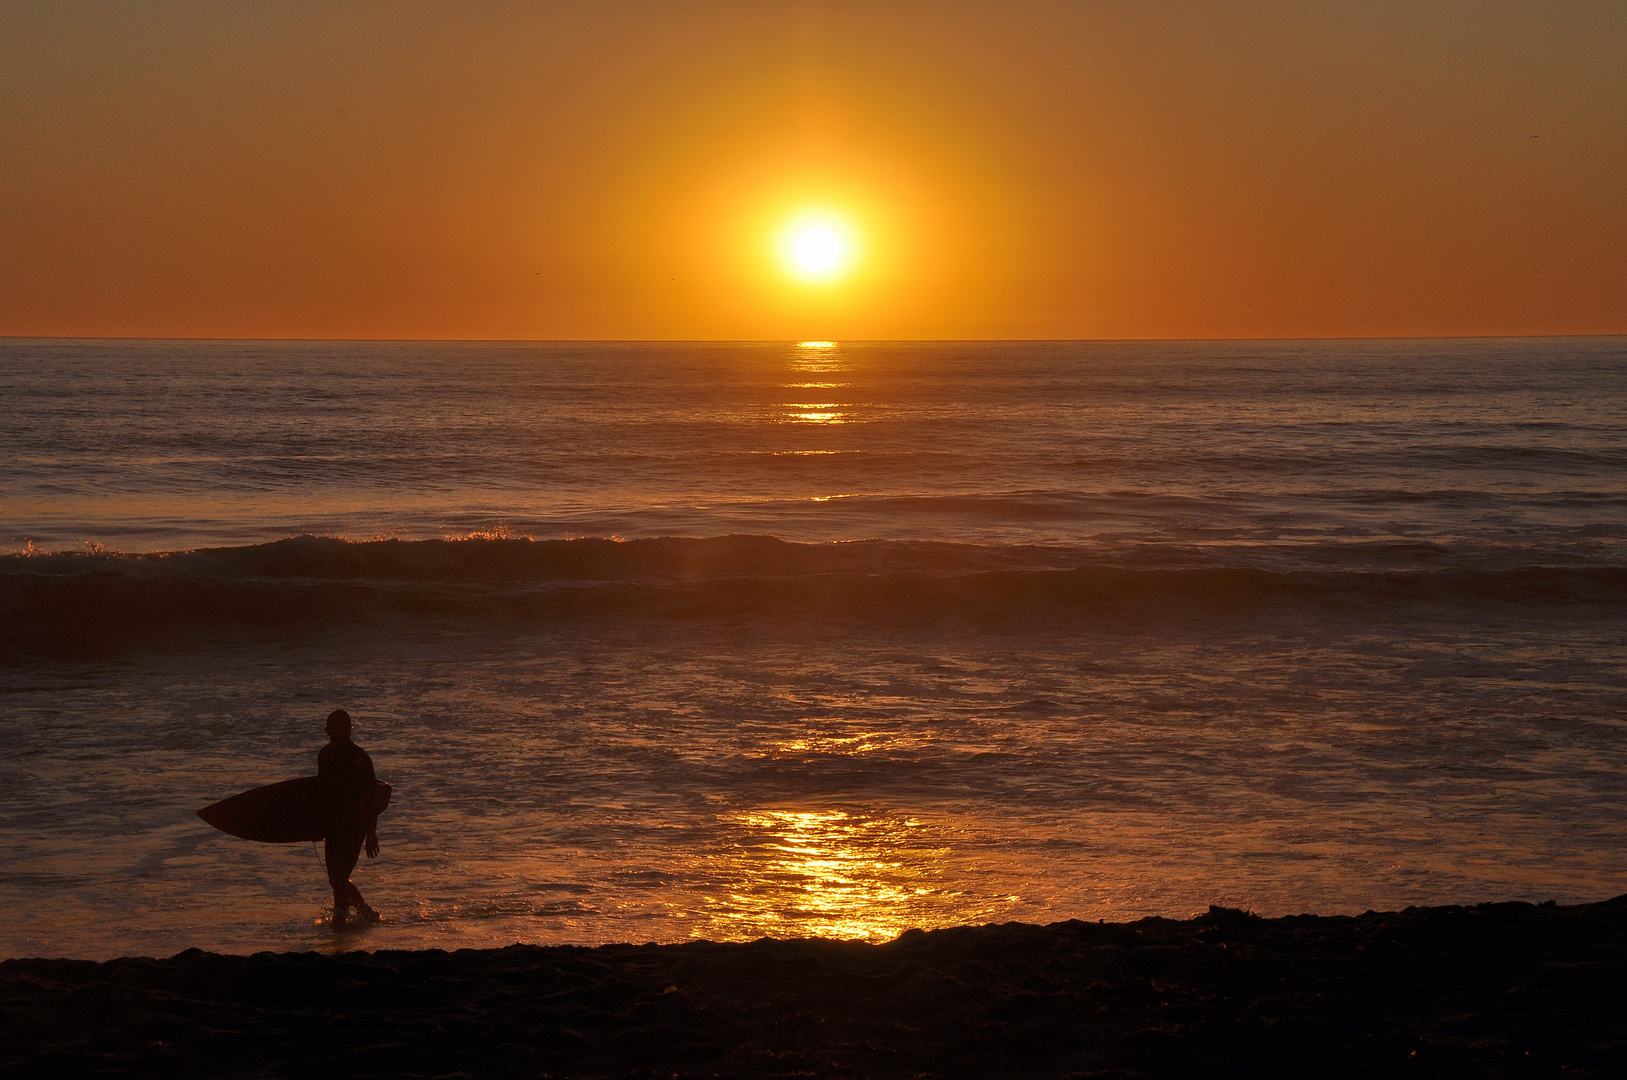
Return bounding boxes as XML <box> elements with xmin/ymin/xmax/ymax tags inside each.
<box><xmin>778</xmin><ymin>211</ymin><xmax>858</xmax><ymax>284</ymax></box>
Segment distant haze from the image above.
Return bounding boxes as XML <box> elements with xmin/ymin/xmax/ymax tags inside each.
<box><xmin>3</xmin><ymin>1</ymin><xmax>1624</xmax><ymax>340</ymax></box>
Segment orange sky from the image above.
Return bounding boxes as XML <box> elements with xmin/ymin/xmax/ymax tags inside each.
<box><xmin>2</xmin><ymin>1</ymin><xmax>1624</xmax><ymax>340</ymax></box>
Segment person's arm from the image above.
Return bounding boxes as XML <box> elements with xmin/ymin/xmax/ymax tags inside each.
<box><xmin>361</xmin><ymin>747</ymin><xmax>380</xmax><ymax>858</ymax></box>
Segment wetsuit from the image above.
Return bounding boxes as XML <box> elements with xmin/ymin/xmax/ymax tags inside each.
<box><xmin>318</xmin><ymin>740</ymin><xmax>376</xmax><ymax>917</ymax></box>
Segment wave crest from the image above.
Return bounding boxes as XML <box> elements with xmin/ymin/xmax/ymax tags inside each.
<box><xmin>3</xmin><ymin>536</ymin><xmax>1623</xmax><ymax>656</ymax></box>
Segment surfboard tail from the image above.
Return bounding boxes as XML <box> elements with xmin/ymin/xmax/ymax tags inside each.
<box><xmin>199</xmin><ymin>777</ymin><xmax>391</xmax><ymax>843</ymax></box>
<box><xmin>197</xmin><ymin>776</ymin><xmax>330</xmax><ymax>843</ymax></box>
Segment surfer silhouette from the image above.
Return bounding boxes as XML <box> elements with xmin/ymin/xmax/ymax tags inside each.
<box><xmin>319</xmin><ymin>709</ymin><xmax>381</xmax><ymax>925</ymax></box>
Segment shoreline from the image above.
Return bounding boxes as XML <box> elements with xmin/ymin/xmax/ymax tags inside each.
<box><xmin>6</xmin><ymin>895</ymin><xmax>1625</xmax><ymax>1077</ymax></box>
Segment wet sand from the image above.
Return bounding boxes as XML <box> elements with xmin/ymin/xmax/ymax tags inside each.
<box><xmin>5</xmin><ymin>896</ymin><xmax>1625</xmax><ymax>1078</ymax></box>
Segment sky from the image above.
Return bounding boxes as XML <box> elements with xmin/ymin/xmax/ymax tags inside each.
<box><xmin>2</xmin><ymin>0</ymin><xmax>1624</xmax><ymax>340</ymax></box>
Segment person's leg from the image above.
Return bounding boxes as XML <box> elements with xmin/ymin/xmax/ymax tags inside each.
<box><xmin>324</xmin><ymin>832</ymin><xmax>363</xmax><ymax>924</ymax></box>
<box><xmin>349</xmin><ymin>880</ymin><xmax>378</xmax><ymax>922</ymax></box>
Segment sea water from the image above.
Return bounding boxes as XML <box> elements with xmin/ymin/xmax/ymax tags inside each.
<box><xmin>2</xmin><ymin>338</ymin><xmax>1624</xmax><ymax>959</ymax></box>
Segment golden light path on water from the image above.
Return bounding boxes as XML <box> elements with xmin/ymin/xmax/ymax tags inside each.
<box><xmin>680</xmin><ymin>340</ymin><xmax>1001</xmax><ymax>940</ymax></box>
<box><xmin>784</xmin><ymin>341</ymin><xmax>852</xmax><ymax>424</ymax></box>
<box><xmin>703</xmin><ymin>809</ymin><xmax>961</xmax><ymax>943</ymax></box>
<box><xmin>743</xmin><ymin>344</ymin><xmax>926</xmax><ymax>939</ymax></box>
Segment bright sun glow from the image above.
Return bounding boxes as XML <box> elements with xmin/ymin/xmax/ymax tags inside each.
<box><xmin>778</xmin><ymin>211</ymin><xmax>857</xmax><ymax>284</ymax></box>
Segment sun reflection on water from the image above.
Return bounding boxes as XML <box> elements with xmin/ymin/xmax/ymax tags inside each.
<box><xmin>784</xmin><ymin>341</ymin><xmax>851</xmax><ymax>422</ymax></box>
<box><xmin>703</xmin><ymin>809</ymin><xmax>955</xmax><ymax>942</ymax></box>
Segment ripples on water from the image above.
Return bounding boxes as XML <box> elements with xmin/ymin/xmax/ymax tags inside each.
<box><xmin>1</xmin><ymin>338</ymin><xmax>1624</xmax><ymax>958</ymax></box>
<box><xmin>6</xmin><ymin>337</ymin><xmax>1624</xmax><ymax>554</ymax></box>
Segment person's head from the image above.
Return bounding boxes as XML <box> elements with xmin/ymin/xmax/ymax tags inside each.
<box><xmin>325</xmin><ymin>708</ymin><xmax>353</xmax><ymax>743</ymax></box>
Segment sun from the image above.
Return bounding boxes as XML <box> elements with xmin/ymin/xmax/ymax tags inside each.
<box><xmin>778</xmin><ymin>210</ymin><xmax>857</xmax><ymax>284</ymax></box>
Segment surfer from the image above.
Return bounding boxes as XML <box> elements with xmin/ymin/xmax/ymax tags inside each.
<box><xmin>319</xmin><ymin>709</ymin><xmax>381</xmax><ymax>926</ymax></box>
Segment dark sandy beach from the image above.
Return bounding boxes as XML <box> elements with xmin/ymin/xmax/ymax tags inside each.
<box><xmin>5</xmin><ymin>895</ymin><xmax>1625</xmax><ymax>1078</ymax></box>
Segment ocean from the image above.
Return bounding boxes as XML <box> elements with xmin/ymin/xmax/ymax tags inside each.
<box><xmin>2</xmin><ymin>337</ymin><xmax>1624</xmax><ymax>960</ymax></box>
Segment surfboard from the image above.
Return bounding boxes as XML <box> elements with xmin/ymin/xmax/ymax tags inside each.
<box><xmin>198</xmin><ymin>777</ymin><xmax>391</xmax><ymax>843</ymax></box>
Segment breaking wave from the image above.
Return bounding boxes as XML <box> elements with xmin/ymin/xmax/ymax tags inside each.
<box><xmin>3</xmin><ymin>535</ymin><xmax>1623</xmax><ymax>656</ymax></box>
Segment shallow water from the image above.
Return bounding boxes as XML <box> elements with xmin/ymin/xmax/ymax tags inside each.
<box><xmin>2</xmin><ymin>338</ymin><xmax>1624</xmax><ymax>958</ymax></box>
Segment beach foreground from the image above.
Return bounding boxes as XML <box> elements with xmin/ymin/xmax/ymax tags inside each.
<box><xmin>5</xmin><ymin>897</ymin><xmax>1625</xmax><ymax>1078</ymax></box>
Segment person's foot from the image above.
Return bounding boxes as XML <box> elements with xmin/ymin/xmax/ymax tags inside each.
<box><xmin>354</xmin><ymin>902</ymin><xmax>381</xmax><ymax>923</ymax></box>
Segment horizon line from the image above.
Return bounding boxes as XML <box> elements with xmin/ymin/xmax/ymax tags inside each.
<box><xmin>4</xmin><ymin>332</ymin><xmax>1624</xmax><ymax>345</ymax></box>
